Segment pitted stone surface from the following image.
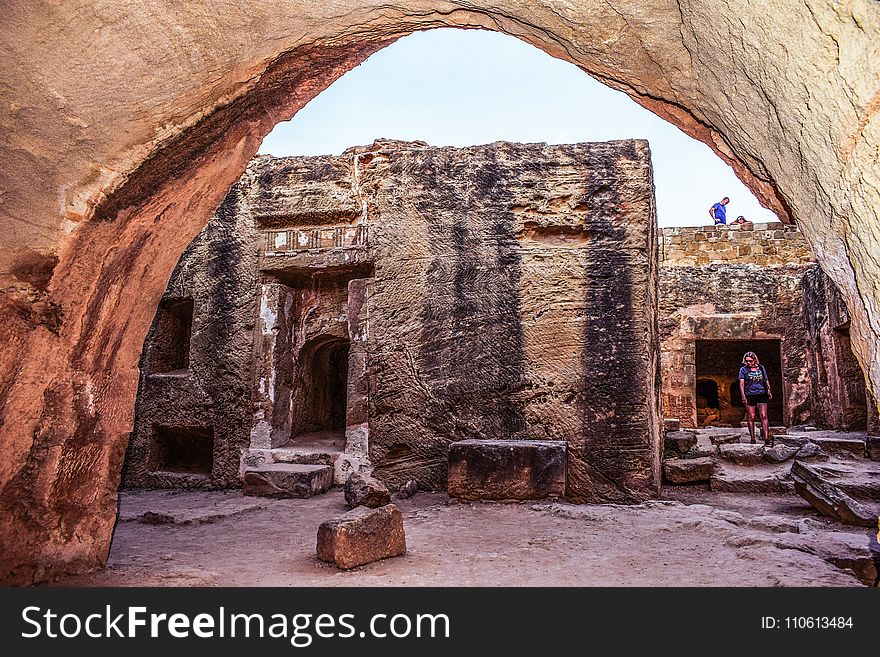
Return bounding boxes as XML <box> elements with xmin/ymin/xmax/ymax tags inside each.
<box><xmin>664</xmin><ymin>431</ymin><xmax>698</xmax><ymax>456</ymax></box>
<box><xmin>663</xmin><ymin>457</ymin><xmax>714</xmax><ymax>484</ymax></box>
<box><xmin>3</xmin><ymin>0</ymin><xmax>880</xmax><ymax>585</ymax></box>
<box><xmin>243</xmin><ymin>463</ymin><xmax>333</xmax><ymax>498</ymax></box>
<box><xmin>344</xmin><ymin>471</ymin><xmax>391</xmax><ymax>509</ymax></box>
<box><xmin>718</xmin><ymin>444</ymin><xmax>765</xmax><ymax>466</ymax></box>
<box><xmin>448</xmin><ymin>439</ymin><xmax>567</xmax><ymax>500</ymax></box>
<box><xmin>316</xmin><ymin>503</ymin><xmax>406</xmax><ymax>569</ymax></box>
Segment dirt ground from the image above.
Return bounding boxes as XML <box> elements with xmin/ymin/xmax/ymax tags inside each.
<box><xmin>57</xmin><ymin>481</ymin><xmax>879</xmax><ymax>587</ymax></box>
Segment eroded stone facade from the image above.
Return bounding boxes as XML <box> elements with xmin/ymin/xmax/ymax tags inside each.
<box><xmin>659</xmin><ymin>225</ymin><xmax>868</xmax><ymax>430</ymax></box>
<box><xmin>125</xmin><ymin>140</ymin><xmax>661</xmax><ymax>504</ymax></box>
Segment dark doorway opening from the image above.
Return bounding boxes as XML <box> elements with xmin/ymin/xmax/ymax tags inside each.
<box><xmin>293</xmin><ymin>336</ymin><xmax>350</xmax><ymax>438</ymax></box>
<box><xmin>695</xmin><ymin>339</ymin><xmax>784</xmax><ymax>427</ymax></box>
<box><xmin>148</xmin><ymin>425</ymin><xmax>214</xmax><ymax>474</ymax></box>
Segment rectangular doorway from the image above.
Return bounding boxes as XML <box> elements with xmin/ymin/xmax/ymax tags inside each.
<box><xmin>695</xmin><ymin>339</ymin><xmax>783</xmax><ymax>427</ymax></box>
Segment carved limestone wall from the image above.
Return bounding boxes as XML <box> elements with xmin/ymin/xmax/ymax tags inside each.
<box><xmin>125</xmin><ymin>140</ymin><xmax>661</xmax><ymax>504</ymax></box>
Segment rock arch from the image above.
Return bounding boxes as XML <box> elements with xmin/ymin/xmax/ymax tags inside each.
<box><xmin>1</xmin><ymin>1</ymin><xmax>878</xmax><ymax>583</ymax></box>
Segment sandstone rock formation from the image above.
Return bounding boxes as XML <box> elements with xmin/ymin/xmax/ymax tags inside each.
<box><xmin>1</xmin><ymin>0</ymin><xmax>878</xmax><ymax>584</ymax></box>
<box><xmin>125</xmin><ymin>141</ymin><xmax>659</xmax><ymax>501</ymax></box>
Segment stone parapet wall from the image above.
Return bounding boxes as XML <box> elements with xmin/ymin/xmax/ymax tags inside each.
<box><xmin>660</xmin><ymin>223</ymin><xmax>815</xmax><ymax>266</ymax></box>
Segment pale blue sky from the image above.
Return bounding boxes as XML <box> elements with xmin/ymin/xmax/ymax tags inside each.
<box><xmin>259</xmin><ymin>29</ymin><xmax>778</xmax><ymax>228</ymax></box>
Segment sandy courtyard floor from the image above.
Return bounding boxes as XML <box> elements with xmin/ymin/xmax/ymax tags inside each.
<box><xmin>57</xmin><ymin>484</ymin><xmax>879</xmax><ymax>587</ymax></box>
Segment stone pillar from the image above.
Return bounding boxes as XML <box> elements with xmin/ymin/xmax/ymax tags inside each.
<box><xmin>337</xmin><ymin>277</ymin><xmax>373</xmax><ymax>479</ymax></box>
<box><xmin>249</xmin><ymin>283</ymin><xmax>296</xmax><ymax>449</ymax></box>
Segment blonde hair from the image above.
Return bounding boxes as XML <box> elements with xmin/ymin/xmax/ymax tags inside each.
<box><xmin>742</xmin><ymin>351</ymin><xmax>759</xmax><ymax>365</ymax></box>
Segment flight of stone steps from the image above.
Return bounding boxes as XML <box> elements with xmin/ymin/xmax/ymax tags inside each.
<box><xmin>662</xmin><ymin>419</ymin><xmax>880</xmax><ymax>502</ymax></box>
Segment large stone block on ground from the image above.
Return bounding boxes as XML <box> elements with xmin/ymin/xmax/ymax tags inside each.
<box><xmin>791</xmin><ymin>461</ymin><xmax>876</xmax><ymax>527</ymax></box>
<box><xmin>316</xmin><ymin>504</ymin><xmax>406</xmax><ymax>569</ymax></box>
<box><xmin>344</xmin><ymin>471</ymin><xmax>391</xmax><ymax>509</ymax></box>
<box><xmin>775</xmin><ymin>435</ymin><xmax>809</xmax><ymax>449</ymax></box>
<box><xmin>664</xmin><ymin>431</ymin><xmax>697</xmax><ymax>457</ymax></box>
<box><xmin>447</xmin><ymin>439</ymin><xmax>566</xmax><ymax>500</ymax></box>
<box><xmin>663</xmin><ymin>457</ymin><xmax>714</xmax><ymax>484</ymax></box>
<box><xmin>718</xmin><ymin>444</ymin><xmax>765</xmax><ymax>466</ymax></box>
<box><xmin>243</xmin><ymin>463</ymin><xmax>332</xmax><ymax>498</ymax></box>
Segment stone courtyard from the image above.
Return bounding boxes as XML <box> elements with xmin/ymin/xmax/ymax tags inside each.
<box><xmin>59</xmin><ymin>427</ymin><xmax>879</xmax><ymax>587</ymax></box>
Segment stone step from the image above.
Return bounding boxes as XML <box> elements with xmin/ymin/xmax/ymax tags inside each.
<box><xmin>243</xmin><ymin>463</ymin><xmax>333</xmax><ymax>498</ymax></box>
<box><xmin>242</xmin><ymin>447</ymin><xmax>340</xmax><ymax>468</ymax></box>
<box><xmin>808</xmin><ymin>463</ymin><xmax>880</xmax><ymax>501</ymax></box>
<box><xmin>447</xmin><ymin>439</ymin><xmax>566</xmax><ymax>500</ymax></box>
<box><xmin>717</xmin><ymin>444</ymin><xmax>765</xmax><ymax>466</ymax></box>
<box><xmin>710</xmin><ymin>468</ymin><xmax>792</xmax><ymax>494</ymax></box>
<box><xmin>809</xmin><ymin>436</ymin><xmax>867</xmax><ymax>456</ymax></box>
<box><xmin>271</xmin><ymin>447</ymin><xmax>340</xmax><ymax>467</ymax></box>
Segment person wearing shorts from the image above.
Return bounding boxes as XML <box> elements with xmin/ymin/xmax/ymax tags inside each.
<box><xmin>738</xmin><ymin>351</ymin><xmax>773</xmax><ymax>445</ymax></box>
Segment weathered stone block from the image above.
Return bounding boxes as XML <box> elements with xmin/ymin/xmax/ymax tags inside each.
<box><xmin>791</xmin><ymin>462</ymin><xmax>876</xmax><ymax>527</ymax></box>
<box><xmin>775</xmin><ymin>434</ymin><xmax>809</xmax><ymax>449</ymax></box>
<box><xmin>663</xmin><ymin>418</ymin><xmax>681</xmax><ymax>432</ymax></box>
<box><xmin>243</xmin><ymin>463</ymin><xmax>332</xmax><ymax>498</ymax></box>
<box><xmin>663</xmin><ymin>457</ymin><xmax>714</xmax><ymax>484</ymax></box>
<box><xmin>344</xmin><ymin>471</ymin><xmax>391</xmax><ymax>509</ymax></box>
<box><xmin>709</xmin><ymin>432</ymin><xmax>741</xmax><ymax>446</ymax></box>
<box><xmin>710</xmin><ymin>471</ymin><xmax>787</xmax><ymax>493</ymax></box>
<box><xmin>664</xmin><ymin>430</ymin><xmax>697</xmax><ymax>456</ymax></box>
<box><xmin>684</xmin><ymin>445</ymin><xmax>717</xmax><ymax>459</ymax></box>
<box><xmin>810</xmin><ymin>436</ymin><xmax>867</xmax><ymax>456</ymax></box>
<box><xmin>447</xmin><ymin>439</ymin><xmax>566</xmax><ymax>500</ymax></box>
<box><xmin>763</xmin><ymin>445</ymin><xmax>798</xmax><ymax>463</ymax></box>
<box><xmin>718</xmin><ymin>444</ymin><xmax>765</xmax><ymax>466</ymax></box>
<box><xmin>795</xmin><ymin>442</ymin><xmax>829</xmax><ymax>461</ymax></box>
<box><xmin>316</xmin><ymin>504</ymin><xmax>406</xmax><ymax>569</ymax></box>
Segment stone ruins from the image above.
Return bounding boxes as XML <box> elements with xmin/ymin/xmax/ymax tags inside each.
<box><xmin>124</xmin><ymin>140</ymin><xmax>662</xmax><ymax>505</ymax></box>
<box><xmin>2</xmin><ymin>1</ymin><xmax>878</xmax><ymax>584</ymax></box>
<box><xmin>123</xmin><ymin>140</ymin><xmax>876</xmax><ymax>514</ymax></box>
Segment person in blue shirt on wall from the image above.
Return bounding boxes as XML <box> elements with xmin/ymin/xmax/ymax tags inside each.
<box><xmin>709</xmin><ymin>197</ymin><xmax>730</xmax><ymax>225</ymax></box>
<box><xmin>738</xmin><ymin>351</ymin><xmax>774</xmax><ymax>446</ymax></box>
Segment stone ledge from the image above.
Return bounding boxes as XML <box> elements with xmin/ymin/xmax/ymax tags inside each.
<box><xmin>243</xmin><ymin>463</ymin><xmax>333</xmax><ymax>498</ymax></box>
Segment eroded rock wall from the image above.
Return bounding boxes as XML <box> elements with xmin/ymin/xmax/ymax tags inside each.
<box><xmin>360</xmin><ymin>141</ymin><xmax>660</xmax><ymax>502</ymax></box>
<box><xmin>123</xmin><ymin>175</ymin><xmax>262</xmax><ymax>489</ymax></box>
<box><xmin>128</xmin><ymin>140</ymin><xmax>660</xmax><ymax>502</ymax></box>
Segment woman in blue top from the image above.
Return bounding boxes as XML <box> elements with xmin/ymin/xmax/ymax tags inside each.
<box><xmin>738</xmin><ymin>351</ymin><xmax>773</xmax><ymax>446</ymax></box>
